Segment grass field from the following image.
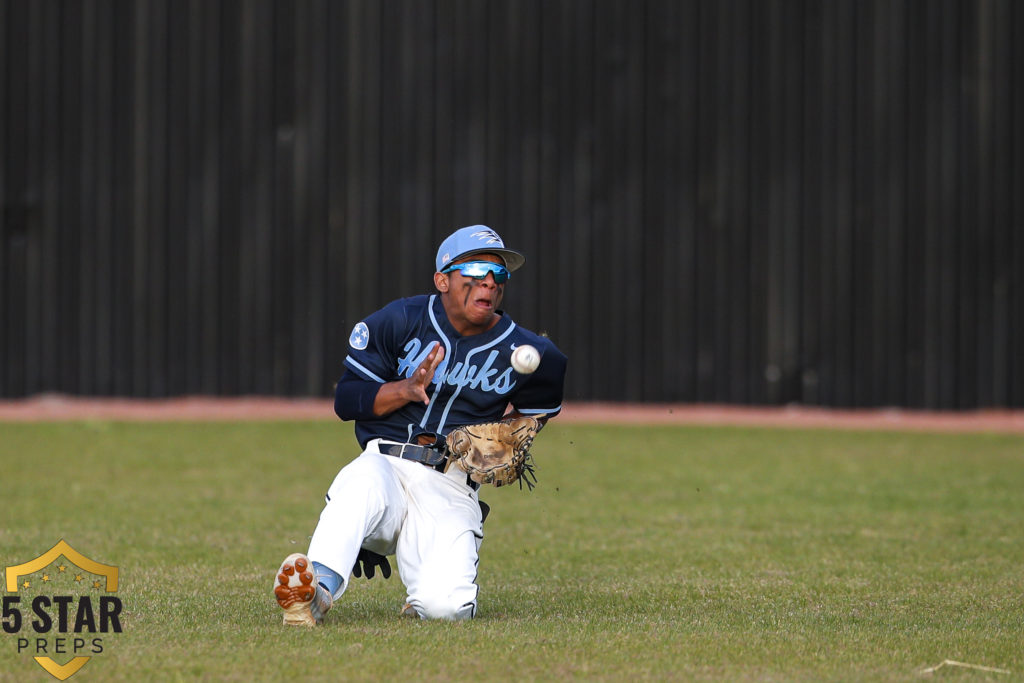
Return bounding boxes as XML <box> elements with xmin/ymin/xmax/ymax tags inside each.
<box><xmin>1</xmin><ymin>420</ymin><xmax>1022</xmax><ymax>681</ymax></box>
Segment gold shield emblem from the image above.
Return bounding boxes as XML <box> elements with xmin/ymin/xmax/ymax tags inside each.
<box><xmin>4</xmin><ymin>540</ymin><xmax>120</xmax><ymax>681</ymax></box>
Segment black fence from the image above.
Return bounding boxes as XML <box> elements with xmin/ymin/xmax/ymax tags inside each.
<box><xmin>2</xmin><ymin>0</ymin><xmax>1022</xmax><ymax>408</ymax></box>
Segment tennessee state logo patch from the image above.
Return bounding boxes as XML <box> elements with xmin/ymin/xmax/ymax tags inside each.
<box><xmin>349</xmin><ymin>322</ymin><xmax>370</xmax><ymax>350</ymax></box>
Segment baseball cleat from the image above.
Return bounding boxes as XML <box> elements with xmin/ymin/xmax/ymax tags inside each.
<box><xmin>274</xmin><ymin>553</ymin><xmax>333</xmax><ymax>626</ymax></box>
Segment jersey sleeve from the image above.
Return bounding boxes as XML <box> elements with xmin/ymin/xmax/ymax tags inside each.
<box><xmin>334</xmin><ymin>369</ymin><xmax>382</xmax><ymax>421</ymax></box>
<box><xmin>510</xmin><ymin>342</ymin><xmax>568</xmax><ymax>418</ymax></box>
<box><xmin>342</xmin><ymin>300</ymin><xmax>407</xmax><ymax>383</ymax></box>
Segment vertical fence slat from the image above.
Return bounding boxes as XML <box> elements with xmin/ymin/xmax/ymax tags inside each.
<box><xmin>166</xmin><ymin>0</ymin><xmax>190</xmax><ymax>395</ymax></box>
<box><xmin>218</xmin><ymin>0</ymin><xmax>241</xmax><ymax>394</ymax></box>
<box><xmin>936</xmin><ymin>0</ymin><xmax>961</xmax><ymax>409</ymax></box>
<box><xmin>852</xmin><ymin>0</ymin><xmax>875</xmax><ymax>407</ymax></box>
<box><xmin>973</xmin><ymin>0</ymin><xmax>995</xmax><ymax>407</ymax></box>
<box><xmin>238</xmin><ymin>0</ymin><xmax>274</xmax><ymax>394</ymax></box>
<box><xmin>130</xmin><ymin>0</ymin><xmax>150</xmax><ymax>396</ymax></box>
<box><xmin>882</xmin><ymin>0</ymin><xmax>908</xmax><ymax>407</ymax></box>
<box><xmin>36</xmin><ymin>0</ymin><xmax>61</xmax><ymax>395</ymax></box>
<box><xmin>272</xmin><ymin>0</ymin><xmax>296</xmax><ymax>395</ymax></box>
<box><xmin>294</xmin><ymin>0</ymin><xmax>329</xmax><ymax>394</ymax></box>
<box><xmin>957</xmin><ymin>0</ymin><xmax>980</xmax><ymax>409</ymax></box>
<box><xmin>78</xmin><ymin>0</ymin><xmax>98</xmax><ymax>395</ymax></box>
<box><xmin>563</xmin><ymin>0</ymin><xmax>594</xmax><ymax>400</ymax></box>
<box><xmin>713</xmin><ymin>0</ymin><xmax>740</xmax><ymax>403</ymax></box>
<box><xmin>2</xmin><ymin>0</ymin><xmax>21</xmax><ymax>396</ymax></box>
<box><xmin>988</xmin><ymin>0</ymin><xmax>1012</xmax><ymax>407</ymax></box>
<box><xmin>1012</xmin><ymin>1</ymin><xmax>1024</xmax><ymax>405</ymax></box>
<box><xmin>146</xmin><ymin>0</ymin><xmax>169</xmax><ymax>396</ymax></box>
<box><xmin>694</xmin><ymin>0</ymin><xmax>719</xmax><ymax>402</ymax></box>
<box><xmin>93</xmin><ymin>0</ymin><xmax>115</xmax><ymax>395</ymax></box>
<box><xmin>110</xmin><ymin>0</ymin><xmax>134</xmax><ymax>395</ymax></box>
<box><xmin>57</xmin><ymin>1</ymin><xmax>83</xmax><ymax>394</ymax></box>
<box><xmin>800</xmin><ymin>0</ymin><xmax>822</xmax><ymax>406</ymax></box>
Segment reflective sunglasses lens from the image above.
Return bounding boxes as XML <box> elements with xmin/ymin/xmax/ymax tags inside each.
<box><xmin>483</xmin><ymin>263</ymin><xmax>510</xmax><ymax>283</ymax></box>
<box><xmin>448</xmin><ymin>262</ymin><xmax>509</xmax><ymax>283</ymax></box>
<box><xmin>459</xmin><ymin>262</ymin><xmax>489</xmax><ymax>277</ymax></box>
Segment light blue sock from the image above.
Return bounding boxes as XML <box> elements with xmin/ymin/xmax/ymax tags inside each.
<box><xmin>312</xmin><ymin>561</ymin><xmax>344</xmax><ymax>597</ymax></box>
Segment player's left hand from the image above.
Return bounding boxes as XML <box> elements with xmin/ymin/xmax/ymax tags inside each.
<box><xmin>352</xmin><ymin>548</ymin><xmax>392</xmax><ymax>580</ymax></box>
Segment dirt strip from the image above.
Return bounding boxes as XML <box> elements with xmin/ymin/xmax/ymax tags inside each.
<box><xmin>1</xmin><ymin>394</ymin><xmax>1023</xmax><ymax>434</ymax></box>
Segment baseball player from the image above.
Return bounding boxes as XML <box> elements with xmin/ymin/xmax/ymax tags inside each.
<box><xmin>274</xmin><ymin>225</ymin><xmax>568</xmax><ymax>624</ymax></box>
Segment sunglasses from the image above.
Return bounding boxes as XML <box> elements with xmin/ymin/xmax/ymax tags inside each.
<box><xmin>441</xmin><ymin>261</ymin><xmax>511</xmax><ymax>283</ymax></box>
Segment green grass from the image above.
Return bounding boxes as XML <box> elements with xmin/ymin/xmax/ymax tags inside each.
<box><xmin>1</xmin><ymin>420</ymin><xmax>1023</xmax><ymax>681</ymax></box>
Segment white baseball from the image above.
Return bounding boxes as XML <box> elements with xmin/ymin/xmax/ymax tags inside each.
<box><xmin>511</xmin><ymin>344</ymin><xmax>540</xmax><ymax>374</ymax></box>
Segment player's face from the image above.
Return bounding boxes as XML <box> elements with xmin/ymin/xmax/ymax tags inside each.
<box><xmin>436</xmin><ymin>252</ymin><xmax>507</xmax><ymax>335</ymax></box>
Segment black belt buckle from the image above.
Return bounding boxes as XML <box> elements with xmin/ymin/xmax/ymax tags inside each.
<box><xmin>380</xmin><ymin>442</ymin><xmax>448</xmax><ymax>468</ymax></box>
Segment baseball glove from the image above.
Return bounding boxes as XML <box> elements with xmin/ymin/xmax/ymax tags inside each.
<box><xmin>446</xmin><ymin>416</ymin><xmax>542</xmax><ymax>489</ymax></box>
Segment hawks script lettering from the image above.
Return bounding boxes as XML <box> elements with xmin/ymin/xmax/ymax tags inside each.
<box><xmin>396</xmin><ymin>339</ymin><xmax>515</xmax><ymax>395</ymax></box>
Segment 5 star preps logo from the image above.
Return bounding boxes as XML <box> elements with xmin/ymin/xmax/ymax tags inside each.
<box><xmin>3</xmin><ymin>540</ymin><xmax>123</xmax><ymax>680</ymax></box>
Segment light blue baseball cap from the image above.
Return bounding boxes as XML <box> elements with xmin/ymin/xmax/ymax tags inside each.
<box><xmin>435</xmin><ymin>225</ymin><xmax>526</xmax><ymax>273</ymax></box>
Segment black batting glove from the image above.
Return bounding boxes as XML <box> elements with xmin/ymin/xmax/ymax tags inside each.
<box><xmin>352</xmin><ymin>548</ymin><xmax>392</xmax><ymax>580</ymax></box>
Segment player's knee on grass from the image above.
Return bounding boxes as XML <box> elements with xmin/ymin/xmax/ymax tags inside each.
<box><xmin>406</xmin><ymin>593</ymin><xmax>476</xmax><ymax>621</ymax></box>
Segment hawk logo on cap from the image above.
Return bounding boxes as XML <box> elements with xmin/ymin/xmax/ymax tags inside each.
<box><xmin>470</xmin><ymin>229</ymin><xmax>502</xmax><ymax>245</ymax></box>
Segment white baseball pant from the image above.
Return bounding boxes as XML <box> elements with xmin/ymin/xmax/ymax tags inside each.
<box><xmin>306</xmin><ymin>439</ymin><xmax>484</xmax><ymax>620</ymax></box>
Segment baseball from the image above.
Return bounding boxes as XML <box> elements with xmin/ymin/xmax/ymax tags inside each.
<box><xmin>511</xmin><ymin>344</ymin><xmax>540</xmax><ymax>374</ymax></box>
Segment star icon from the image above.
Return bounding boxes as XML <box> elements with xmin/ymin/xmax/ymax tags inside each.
<box><xmin>349</xmin><ymin>322</ymin><xmax>370</xmax><ymax>349</ymax></box>
<box><xmin>92</xmin><ymin>580</ymin><xmax>102</xmax><ymax>590</ymax></box>
<box><xmin>75</xmin><ymin>574</ymin><xmax>84</xmax><ymax>583</ymax></box>
<box><xmin>22</xmin><ymin>580</ymin><xmax>30</xmax><ymax>589</ymax></box>
<box><xmin>58</xmin><ymin>565</ymin><xmax>67</xmax><ymax>573</ymax></box>
<box><xmin>42</xmin><ymin>574</ymin><xmax>51</xmax><ymax>582</ymax></box>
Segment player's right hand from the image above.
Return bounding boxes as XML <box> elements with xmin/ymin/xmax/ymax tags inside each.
<box><xmin>371</xmin><ymin>342</ymin><xmax>445</xmax><ymax>415</ymax></box>
<box><xmin>408</xmin><ymin>342</ymin><xmax>445</xmax><ymax>405</ymax></box>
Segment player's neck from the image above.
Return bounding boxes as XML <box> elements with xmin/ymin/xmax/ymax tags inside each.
<box><xmin>450</xmin><ymin>312</ymin><xmax>500</xmax><ymax>337</ymax></box>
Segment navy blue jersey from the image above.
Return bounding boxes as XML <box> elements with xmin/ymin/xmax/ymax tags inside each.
<box><xmin>339</xmin><ymin>294</ymin><xmax>567</xmax><ymax>447</ymax></box>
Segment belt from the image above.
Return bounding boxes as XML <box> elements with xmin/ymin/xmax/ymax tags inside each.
<box><xmin>378</xmin><ymin>443</ymin><xmax>448</xmax><ymax>468</ymax></box>
<box><xmin>377</xmin><ymin>441</ymin><xmax>480</xmax><ymax>491</ymax></box>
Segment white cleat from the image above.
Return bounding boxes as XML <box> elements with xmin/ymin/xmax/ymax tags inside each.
<box><xmin>274</xmin><ymin>553</ymin><xmax>333</xmax><ymax>626</ymax></box>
